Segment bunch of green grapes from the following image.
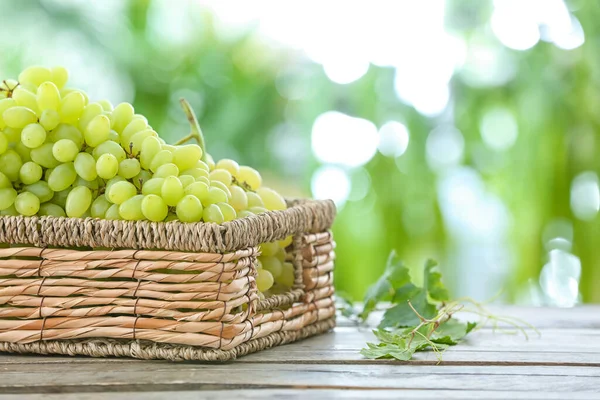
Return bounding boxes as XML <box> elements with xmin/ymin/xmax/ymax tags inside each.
<box><xmin>0</xmin><ymin>66</ymin><xmax>294</xmax><ymax>293</ymax></box>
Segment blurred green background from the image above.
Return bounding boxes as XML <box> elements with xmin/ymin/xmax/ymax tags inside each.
<box><xmin>2</xmin><ymin>0</ymin><xmax>598</xmax><ymax>304</ymax></box>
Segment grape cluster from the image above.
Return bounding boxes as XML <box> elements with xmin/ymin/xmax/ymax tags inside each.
<box><xmin>0</xmin><ymin>66</ymin><xmax>292</xmax><ymax>293</ymax></box>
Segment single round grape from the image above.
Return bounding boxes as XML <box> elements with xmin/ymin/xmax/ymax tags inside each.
<box><xmin>14</xmin><ymin>191</ymin><xmax>40</xmax><ymax>216</ymax></box>
<box><xmin>173</xmin><ymin>144</ymin><xmax>202</xmax><ymax>171</ymax></box>
<box><xmin>38</xmin><ymin>203</ymin><xmax>66</xmax><ymax>217</ymax></box>
<box><xmin>260</xmin><ymin>242</ymin><xmax>280</xmax><ymax>257</ymax></box>
<box><xmin>196</xmin><ymin>160</ymin><xmax>210</xmax><ymax>172</ymax></box>
<box><xmin>90</xmin><ymin>196</ymin><xmax>111</xmax><ymax>218</ymax></box>
<box><xmin>216</xmin><ymin>202</ymin><xmax>236</xmax><ymax>222</ymax></box>
<box><xmin>92</xmin><ymin>140</ymin><xmax>126</xmax><ymax>162</ymax></box>
<box><xmin>18</xmin><ymin>66</ymin><xmax>51</xmax><ymax>86</ymax></box>
<box><xmin>133</xmin><ymin>169</ymin><xmax>152</xmax><ymax>190</ymax></box>
<box><xmin>21</xmin><ymin>123</ymin><xmax>47</xmax><ymax>149</ymax></box>
<box><xmin>108</xmin><ymin>129</ymin><xmax>119</xmax><ymax>142</ymax></box>
<box><xmin>3</xmin><ymin>106</ymin><xmax>37</xmax><ymax>129</ymax></box>
<box><xmin>279</xmin><ymin>235</ymin><xmax>293</xmax><ymax>248</ymax></box>
<box><xmin>205</xmin><ymin>154</ymin><xmax>215</xmax><ymax>170</ymax></box>
<box><xmin>96</xmin><ymin>153</ymin><xmax>119</xmax><ymax>179</ymax></box>
<box><xmin>161</xmin><ymin>176</ymin><xmax>184</xmax><ymax>206</ymax></box>
<box><xmin>237</xmin><ymin>166</ymin><xmax>262</xmax><ymax>190</ymax></box>
<box><xmin>176</xmin><ymin>195</ymin><xmax>203</xmax><ymax>223</ymax></box>
<box><xmin>118</xmin><ymin>194</ymin><xmax>144</xmax><ymax>220</ymax></box>
<box><xmin>209</xmin><ymin>169</ymin><xmax>233</xmax><ymax>186</ymax></box>
<box><xmin>0</xmin><ymin>172</ymin><xmax>11</xmax><ymax>188</ymax></box>
<box><xmin>0</xmin><ymin>150</ymin><xmax>23</xmax><ymax>181</ymax></box>
<box><xmin>246</xmin><ymin>192</ymin><xmax>265</xmax><ymax>208</ymax></box>
<box><xmin>180</xmin><ymin>167</ymin><xmax>209</xmax><ymax>180</ymax></box>
<box><xmin>256</xmin><ymin>269</ymin><xmax>274</xmax><ymax>292</ymax></box>
<box><xmin>179</xmin><ymin>175</ymin><xmax>195</xmax><ymax>188</ymax></box>
<box><xmin>229</xmin><ymin>185</ymin><xmax>248</xmax><ymax>211</ymax></box>
<box><xmin>24</xmin><ymin>181</ymin><xmax>54</xmax><ymax>203</ymax></box>
<box><xmin>59</xmin><ymin>91</ymin><xmax>86</xmax><ymax>123</ymax></box>
<box><xmin>141</xmin><ymin>178</ymin><xmax>165</xmax><ymax>196</ymax></box>
<box><xmin>210</xmin><ymin>180</ymin><xmax>232</xmax><ymax>198</ymax></box>
<box><xmin>84</xmin><ymin>114</ymin><xmax>110</xmax><ymax>147</ymax></box>
<box><xmin>129</xmin><ymin>129</ymin><xmax>157</xmax><ymax>155</ymax></box>
<box><xmin>40</xmin><ymin>109</ymin><xmax>60</xmax><ymax>131</ymax></box>
<box><xmin>3</xmin><ymin>127</ymin><xmax>21</xmax><ymax>143</ymax></box>
<box><xmin>0</xmin><ymin>132</ymin><xmax>8</xmax><ymax>155</ymax></box>
<box><xmin>140</xmin><ymin>136</ymin><xmax>161</xmax><ymax>169</ymax></box>
<box><xmin>49</xmin><ymin>123</ymin><xmax>84</xmax><ymax>148</ymax></box>
<box><xmin>215</xmin><ymin>159</ymin><xmax>240</xmax><ymax>176</ymax></box>
<box><xmin>184</xmin><ymin>181</ymin><xmax>210</xmax><ymax>202</ymax></box>
<box><xmin>78</xmin><ymin>102</ymin><xmax>103</xmax><ymax>131</ymax></box>
<box><xmin>110</xmin><ymin>102</ymin><xmax>134</xmax><ymax>133</ymax></box>
<box><xmin>0</xmin><ymin>205</ymin><xmax>18</xmax><ymax>216</ymax></box>
<box><xmin>149</xmin><ymin>150</ymin><xmax>173</xmax><ymax>172</ymax></box>
<box><xmin>256</xmin><ymin>187</ymin><xmax>287</xmax><ymax>211</ymax></box>
<box><xmin>121</xmin><ymin>117</ymin><xmax>148</xmax><ymax>148</ymax></box>
<box><xmin>107</xmin><ymin>181</ymin><xmax>137</xmax><ymax>205</ymax></box>
<box><xmin>0</xmin><ymin>188</ymin><xmax>17</xmax><ymax>210</ymax></box>
<box><xmin>97</xmin><ymin>100</ymin><xmax>113</xmax><ymax>112</ymax></box>
<box><xmin>37</xmin><ymin>81</ymin><xmax>61</xmax><ymax>111</ymax></box>
<box><xmin>65</xmin><ymin>186</ymin><xmax>92</xmax><ymax>218</ymax></box>
<box><xmin>118</xmin><ymin>158</ymin><xmax>141</xmax><ymax>179</ymax></box>
<box><xmin>260</xmin><ymin>256</ymin><xmax>282</xmax><ymax>279</ymax></box>
<box><xmin>52</xmin><ymin>139</ymin><xmax>79</xmax><ymax>162</ymax></box>
<box><xmin>0</xmin><ymin>98</ymin><xmax>17</xmax><ymax>129</ymax></box>
<box><xmin>141</xmin><ymin>194</ymin><xmax>168</xmax><ymax>222</ymax></box>
<box><xmin>47</xmin><ymin>162</ymin><xmax>77</xmax><ymax>192</ymax></box>
<box><xmin>19</xmin><ymin>161</ymin><xmax>43</xmax><ymax>185</ymax></box>
<box><xmin>50</xmin><ymin>66</ymin><xmax>69</xmax><ymax>89</ymax></box>
<box><xmin>30</xmin><ymin>143</ymin><xmax>60</xmax><ymax>169</ymax></box>
<box><xmin>105</xmin><ymin>203</ymin><xmax>120</xmax><ymax>220</ymax></box>
<box><xmin>202</xmin><ymin>203</ymin><xmax>224</xmax><ymax>224</ymax></box>
<box><xmin>15</xmin><ymin>142</ymin><xmax>32</xmax><ymax>163</ymax></box>
<box><xmin>275</xmin><ymin>248</ymin><xmax>286</xmax><ymax>263</ymax></box>
<box><xmin>153</xmin><ymin>163</ymin><xmax>179</xmax><ymax>178</ymax></box>
<box><xmin>51</xmin><ymin>188</ymin><xmax>70</xmax><ymax>209</ymax></box>
<box><xmin>203</xmin><ymin>186</ymin><xmax>228</xmax><ymax>206</ymax></box>
<box><xmin>278</xmin><ymin>262</ymin><xmax>295</xmax><ymax>287</ymax></box>
<box><xmin>12</xmin><ymin>87</ymin><xmax>39</xmax><ymax>113</ymax></box>
<box><xmin>74</xmin><ymin>152</ymin><xmax>98</xmax><ymax>181</ymax></box>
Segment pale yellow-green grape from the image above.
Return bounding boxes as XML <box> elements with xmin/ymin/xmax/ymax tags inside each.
<box><xmin>14</xmin><ymin>192</ymin><xmax>40</xmax><ymax>216</ymax></box>
<box><xmin>59</xmin><ymin>91</ymin><xmax>86</xmax><ymax>123</ymax></box>
<box><xmin>19</xmin><ymin>161</ymin><xmax>42</xmax><ymax>185</ymax></box>
<box><xmin>110</xmin><ymin>102</ymin><xmax>134</xmax><ymax>133</ymax></box>
<box><xmin>149</xmin><ymin>150</ymin><xmax>173</xmax><ymax>172</ymax></box>
<box><xmin>118</xmin><ymin>158</ymin><xmax>141</xmax><ymax>179</ymax></box>
<box><xmin>210</xmin><ymin>181</ymin><xmax>232</xmax><ymax>199</ymax></box>
<box><xmin>202</xmin><ymin>203</ymin><xmax>224</xmax><ymax>224</ymax></box>
<box><xmin>141</xmin><ymin>178</ymin><xmax>165</xmax><ymax>196</ymax></box>
<box><xmin>0</xmin><ymin>187</ymin><xmax>17</xmax><ymax>210</ymax></box>
<box><xmin>246</xmin><ymin>192</ymin><xmax>265</xmax><ymax>208</ymax></box>
<box><xmin>51</xmin><ymin>188</ymin><xmax>70</xmax><ymax>209</ymax></box>
<box><xmin>65</xmin><ymin>186</ymin><xmax>92</xmax><ymax>217</ymax></box>
<box><xmin>18</xmin><ymin>66</ymin><xmax>51</xmax><ymax>87</ymax></box>
<box><xmin>0</xmin><ymin>205</ymin><xmax>18</xmax><ymax>216</ymax></box>
<box><xmin>140</xmin><ymin>136</ymin><xmax>161</xmax><ymax>169</ymax></box>
<box><xmin>118</xmin><ymin>194</ymin><xmax>144</xmax><ymax>220</ymax></box>
<box><xmin>0</xmin><ymin>172</ymin><xmax>10</xmax><ymax>188</ymax></box>
<box><xmin>141</xmin><ymin>194</ymin><xmax>168</xmax><ymax>222</ymax></box>
<box><xmin>73</xmin><ymin>176</ymin><xmax>99</xmax><ymax>190</ymax></box>
<box><xmin>173</xmin><ymin>144</ymin><xmax>202</xmax><ymax>171</ymax></box>
<box><xmin>107</xmin><ymin>181</ymin><xmax>137</xmax><ymax>205</ymax></box>
<box><xmin>256</xmin><ymin>269</ymin><xmax>274</xmax><ymax>292</ymax></box>
<box><xmin>153</xmin><ymin>163</ymin><xmax>179</xmax><ymax>178</ymax></box>
<box><xmin>105</xmin><ymin>203</ymin><xmax>120</xmax><ymax>220</ymax></box>
<box><xmin>97</xmin><ymin>100</ymin><xmax>113</xmax><ymax>112</ymax></box>
<box><xmin>15</xmin><ymin>142</ymin><xmax>32</xmax><ymax>163</ymax></box>
<box><xmin>0</xmin><ymin>98</ymin><xmax>16</xmax><ymax>128</ymax></box>
<box><xmin>249</xmin><ymin>206</ymin><xmax>268</xmax><ymax>214</ymax></box>
<box><xmin>184</xmin><ymin>181</ymin><xmax>209</xmax><ymax>202</ymax></box>
<box><xmin>215</xmin><ymin>158</ymin><xmax>239</xmax><ymax>176</ymax></box>
<box><xmin>237</xmin><ymin>210</ymin><xmax>255</xmax><ymax>219</ymax></box>
<box><xmin>52</xmin><ymin>139</ymin><xmax>79</xmax><ymax>162</ymax></box>
<box><xmin>275</xmin><ymin>248</ymin><xmax>286</xmax><ymax>263</ymax></box>
<box><xmin>209</xmin><ymin>169</ymin><xmax>232</xmax><ymax>186</ymax></box>
<box><xmin>78</xmin><ymin>103</ymin><xmax>103</xmax><ymax>131</ymax></box>
<box><xmin>40</xmin><ymin>109</ymin><xmax>60</xmax><ymax>131</ymax></box>
<box><xmin>74</xmin><ymin>152</ymin><xmax>98</xmax><ymax>181</ymax></box>
<box><xmin>84</xmin><ymin>114</ymin><xmax>110</xmax><ymax>147</ymax></box>
<box><xmin>130</xmin><ymin>129</ymin><xmax>158</xmax><ymax>155</ymax></box>
<box><xmin>0</xmin><ymin>132</ymin><xmax>8</xmax><ymax>155</ymax></box>
<box><xmin>216</xmin><ymin>202</ymin><xmax>236</xmax><ymax>222</ymax></box>
<box><xmin>256</xmin><ymin>187</ymin><xmax>287</xmax><ymax>211</ymax></box>
<box><xmin>0</xmin><ymin>150</ymin><xmax>22</xmax><ymax>181</ymax></box>
<box><xmin>121</xmin><ymin>116</ymin><xmax>148</xmax><ymax>149</ymax></box>
<box><xmin>92</xmin><ymin>140</ymin><xmax>126</xmax><ymax>162</ymax></box>
<box><xmin>197</xmin><ymin>176</ymin><xmax>210</xmax><ymax>186</ymax></box>
<box><xmin>49</xmin><ymin>123</ymin><xmax>84</xmax><ymax>148</ymax></box>
<box><xmin>196</xmin><ymin>160</ymin><xmax>210</xmax><ymax>172</ymax></box>
<box><xmin>90</xmin><ymin>196</ymin><xmax>111</xmax><ymax>218</ymax></box>
<box><xmin>278</xmin><ymin>262</ymin><xmax>295</xmax><ymax>287</ymax></box>
<box><xmin>3</xmin><ymin>106</ymin><xmax>37</xmax><ymax>129</ymax></box>
<box><xmin>31</xmin><ymin>143</ymin><xmax>60</xmax><ymax>169</ymax></box>
<box><xmin>229</xmin><ymin>185</ymin><xmax>248</xmax><ymax>211</ymax></box>
<box><xmin>133</xmin><ymin>169</ymin><xmax>152</xmax><ymax>190</ymax></box>
<box><xmin>38</xmin><ymin>203</ymin><xmax>66</xmax><ymax>217</ymax></box>
<box><xmin>165</xmin><ymin>214</ymin><xmax>178</xmax><ymax>222</ymax></box>
<box><xmin>180</xmin><ymin>167</ymin><xmax>209</xmax><ymax>180</ymax></box>
<box><xmin>50</xmin><ymin>66</ymin><xmax>69</xmax><ymax>89</ymax></box>
<box><xmin>108</xmin><ymin>129</ymin><xmax>119</xmax><ymax>142</ymax></box>
<box><xmin>176</xmin><ymin>195</ymin><xmax>203</xmax><ymax>222</ymax></box>
<box><xmin>21</xmin><ymin>123</ymin><xmax>46</xmax><ymax>149</ymax></box>
<box><xmin>37</xmin><ymin>82</ymin><xmax>61</xmax><ymax>111</ymax></box>
<box><xmin>260</xmin><ymin>256</ymin><xmax>282</xmax><ymax>279</ymax></box>
<box><xmin>279</xmin><ymin>235</ymin><xmax>293</xmax><ymax>248</ymax></box>
<box><xmin>256</xmin><ymin>259</ymin><xmax>263</xmax><ymax>269</ymax></box>
<box><xmin>104</xmin><ymin>176</ymin><xmax>125</xmax><ymax>201</ymax></box>
<box><xmin>179</xmin><ymin>175</ymin><xmax>195</xmax><ymax>188</ymax></box>
<box><xmin>48</xmin><ymin>162</ymin><xmax>76</xmax><ymax>191</ymax></box>
<box><xmin>236</xmin><ymin>166</ymin><xmax>262</xmax><ymax>190</ymax></box>
<box><xmin>3</xmin><ymin>127</ymin><xmax>20</xmax><ymax>143</ymax></box>
<box><xmin>12</xmin><ymin>87</ymin><xmax>40</xmax><ymax>114</ymax></box>
<box><xmin>96</xmin><ymin>153</ymin><xmax>119</xmax><ymax>179</ymax></box>
<box><xmin>161</xmin><ymin>176</ymin><xmax>184</xmax><ymax>206</ymax></box>
<box><xmin>205</xmin><ymin>153</ymin><xmax>215</xmax><ymax>170</ymax></box>
<box><xmin>260</xmin><ymin>242</ymin><xmax>280</xmax><ymax>257</ymax></box>
<box><xmin>204</xmin><ymin>186</ymin><xmax>228</xmax><ymax>206</ymax></box>
<box><xmin>24</xmin><ymin>181</ymin><xmax>54</xmax><ymax>203</ymax></box>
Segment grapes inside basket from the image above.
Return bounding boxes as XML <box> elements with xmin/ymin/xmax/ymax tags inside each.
<box><xmin>0</xmin><ymin>66</ymin><xmax>336</xmax><ymax>360</ymax></box>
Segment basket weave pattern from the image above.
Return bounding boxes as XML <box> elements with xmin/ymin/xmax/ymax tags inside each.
<box><xmin>0</xmin><ymin>199</ymin><xmax>336</xmax><ymax>361</ymax></box>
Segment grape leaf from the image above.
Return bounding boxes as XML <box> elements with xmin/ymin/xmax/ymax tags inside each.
<box><xmin>424</xmin><ymin>259</ymin><xmax>450</xmax><ymax>302</ymax></box>
<box><xmin>428</xmin><ymin>320</ymin><xmax>477</xmax><ymax>345</ymax></box>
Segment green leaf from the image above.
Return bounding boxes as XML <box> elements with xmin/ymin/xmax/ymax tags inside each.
<box><xmin>429</xmin><ymin>320</ymin><xmax>477</xmax><ymax>345</ymax></box>
<box><xmin>360</xmin><ymin>341</ymin><xmax>415</xmax><ymax>361</ymax></box>
<box><xmin>423</xmin><ymin>259</ymin><xmax>449</xmax><ymax>302</ymax></box>
<box><xmin>379</xmin><ymin>290</ymin><xmax>436</xmax><ymax>329</ymax></box>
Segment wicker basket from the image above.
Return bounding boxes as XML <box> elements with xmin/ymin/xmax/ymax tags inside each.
<box><xmin>0</xmin><ymin>198</ymin><xmax>336</xmax><ymax>361</ymax></box>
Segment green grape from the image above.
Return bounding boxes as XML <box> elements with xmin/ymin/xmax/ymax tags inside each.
<box><xmin>142</xmin><ymin>178</ymin><xmax>165</xmax><ymax>196</ymax></box>
<box><xmin>78</xmin><ymin>102</ymin><xmax>103</xmax><ymax>131</ymax></box>
<box><xmin>74</xmin><ymin>152</ymin><xmax>98</xmax><ymax>181</ymax></box>
<box><xmin>162</xmin><ymin>144</ymin><xmax>176</xmax><ymax>153</ymax></box>
<box><xmin>246</xmin><ymin>192</ymin><xmax>265</xmax><ymax>208</ymax></box>
<box><xmin>38</xmin><ymin>203</ymin><xmax>66</xmax><ymax>217</ymax></box>
<box><xmin>209</xmin><ymin>169</ymin><xmax>233</xmax><ymax>186</ymax></box>
<box><xmin>118</xmin><ymin>158</ymin><xmax>141</xmax><ymax>179</ymax></box>
<box><xmin>3</xmin><ymin>106</ymin><xmax>37</xmax><ymax>129</ymax></box>
<box><xmin>275</xmin><ymin>248</ymin><xmax>286</xmax><ymax>263</ymax></box>
<box><xmin>72</xmin><ymin>177</ymin><xmax>97</xmax><ymax>190</ymax></box>
<box><xmin>58</xmin><ymin>91</ymin><xmax>86</xmax><ymax>123</ymax></box>
<box><xmin>129</xmin><ymin>129</ymin><xmax>157</xmax><ymax>155</ymax></box>
<box><xmin>196</xmin><ymin>176</ymin><xmax>210</xmax><ymax>186</ymax></box>
<box><xmin>256</xmin><ymin>259</ymin><xmax>263</xmax><ymax>269</ymax></box>
<box><xmin>229</xmin><ymin>185</ymin><xmax>248</xmax><ymax>211</ymax></box>
<box><xmin>260</xmin><ymin>256</ymin><xmax>282</xmax><ymax>279</ymax></box>
<box><xmin>105</xmin><ymin>203</ymin><xmax>120</xmax><ymax>220</ymax></box>
<box><xmin>48</xmin><ymin>162</ymin><xmax>77</xmax><ymax>191</ymax></box>
<box><xmin>256</xmin><ymin>187</ymin><xmax>287</xmax><ymax>211</ymax></box>
<box><xmin>48</xmin><ymin>123</ymin><xmax>84</xmax><ymax>148</ymax></box>
<box><xmin>149</xmin><ymin>150</ymin><xmax>173</xmax><ymax>172</ymax></box>
<box><xmin>0</xmin><ymin>172</ymin><xmax>10</xmax><ymax>188</ymax></box>
<box><xmin>96</xmin><ymin>153</ymin><xmax>119</xmax><ymax>179</ymax></box>
<box><xmin>256</xmin><ymin>269</ymin><xmax>274</xmax><ymax>292</ymax></box>
<box><xmin>120</xmin><ymin>117</ymin><xmax>148</xmax><ymax>148</ymax></box>
<box><xmin>108</xmin><ymin>129</ymin><xmax>119</xmax><ymax>142</ymax></box>
<box><xmin>51</xmin><ymin>188</ymin><xmax>70</xmax><ymax>209</ymax></box>
<box><xmin>202</xmin><ymin>203</ymin><xmax>224</xmax><ymax>224</ymax></box>
<box><xmin>84</xmin><ymin>114</ymin><xmax>110</xmax><ymax>147</ymax></box>
<box><xmin>179</xmin><ymin>175</ymin><xmax>195</xmax><ymax>188</ymax></box>
<box><xmin>104</xmin><ymin>176</ymin><xmax>125</xmax><ymax>201</ymax></box>
<box><xmin>237</xmin><ymin>210</ymin><xmax>255</xmax><ymax>219</ymax></box>
<box><xmin>278</xmin><ymin>262</ymin><xmax>295</xmax><ymax>287</ymax></box>
<box><xmin>260</xmin><ymin>242</ymin><xmax>280</xmax><ymax>257</ymax></box>
<box><xmin>14</xmin><ymin>192</ymin><xmax>40</xmax><ymax>216</ymax></box>
<box><xmin>236</xmin><ymin>166</ymin><xmax>262</xmax><ymax>190</ymax></box>
<box><xmin>0</xmin><ymin>98</ymin><xmax>16</xmax><ymax>129</ymax></box>
<box><xmin>37</xmin><ymin>82</ymin><xmax>61</xmax><ymax>111</ymax></box>
<box><xmin>118</xmin><ymin>194</ymin><xmax>144</xmax><ymax>220</ymax></box>
<box><xmin>140</xmin><ymin>136</ymin><xmax>161</xmax><ymax>169</ymax></box>
<box><xmin>0</xmin><ymin>188</ymin><xmax>17</xmax><ymax>210</ymax></box>
<box><xmin>141</xmin><ymin>194</ymin><xmax>168</xmax><ymax>222</ymax></box>
<box><xmin>40</xmin><ymin>109</ymin><xmax>60</xmax><ymax>131</ymax></box>
<box><xmin>216</xmin><ymin>202</ymin><xmax>236</xmax><ymax>222</ymax></box>
<box><xmin>50</xmin><ymin>66</ymin><xmax>69</xmax><ymax>89</ymax></box>
<box><xmin>133</xmin><ymin>169</ymin><xmax>151</xmax><ymax>190</ymax></box>
<box><xmin>92</xmin><ymin>140</ymin><xmax>126</xmax><ymax>162</ymax></box>
<box><xmin>90</xmin><ymin>196</ymin><xmax>111</xmax><ymax>218</ymax></box>
<box><xmin>110</xmin><ymin>102</ymin><xmax>134</xmax><ymax>133</ymax></box>
<box><xmin>19</xmin><ymin>161</ymin><xmax>42</xmax><ymax>185</ymax></box>
<box><xmin>173</xmin><ymin>145</ymin><xmax>202</xmax><ymax>171</ymax></box>
<box><xmin>196</xmin><ymin>160</ymin><xmax>210</xmax><ymax>172</ymax></box>
<box><xmin>205</xmin><ymin>153</ymin><xmax>215</xmax><ymax>170</ymax></box>
<box><xmin>153</xmin><ymin>163</ymin><xmax>179</xmax><ymax>178</ymax></box>
<box><xmin>0</xmin><ymin>205</ymin><xmax>18</xmax><ymax>216</ymax></box>
<box><xmin>165</xmin><ymin>213</ymin><xmax>178</xmax><ymax>222</ymax></box>
<box><xmin>215</xmin><ymin>158</ymin><xmax>240</xmax><ymax>176</ymax></box>
<box><xmin>52</xmin><ymin>139</ymin><xmax>79</xmax><ymax>162</ymax></box>
<box><xmin>65</xmin><ymin>186</ymin><xmax>92</xmax><ymax>218</ymax></box>
<box><xmin>97</xmin><ymin>100</ymin><xmax>113</xmax><ymax>112</ymax></box>
<box><xmin>161</xmin><ymin>176</ymin><xmax>184</xmax><ymax>206</ymax></box>
<box><xmin>184</xmin><ymin>181</ymin><xmax>209</xmax><ymax>201</ymax></box>
<box><xmin>180</xmin><ymin>167</ymin><xmax>209</xmax><ymax>180</ymax></box>
<box><xmin>24</xmin><ymin>181</ymin><xmax>54</xmax><ymax>203</ymax></box>
<box><xmin>15</xmin><ymin>142</ymin><xmax>32</xmax><ymax>163</ymax></box>
<box><xmin>18</xmin><ymin>66</ymin><xmax>51</xmax><ymax>86</ymax></box>
<box><xmin>249</xmin><ymin>206</ymin><xmax>268</xmax><ymax>214</ymax></box>
<box><xmin>203</xmin><ymin>186</ymin><xmax>228</xmax><ymax>206</ymax></box>
<box><xmin>31</xmin><ymin>143</ymin><xmax>60</xmax><ymax>169</ymax></box>
<box><xmin>175</xmin><ymin>195</ymin><xmax>203</xmax><ymax>222</ymax></box>
<box><xmin>0</xmin><ymin>150</ymin><xmax>22</xmax><ymax>181</ymax></box>
<box><xmin>21</xmin><ymin>123</ymin><xmax>46</xmax><ymax>149</ymax></box>
<box><xmin>0</xmin><ymin>132</ymin><xmax>8</xmax><ymax>155</ymax></box>
<box><xmin>279</xmin><ymin>235</ymin><xmax>293</xmax><ymax>248</ymax></box>
<box><xmin>12</xmin><ymin>87</ymin><xmax>39</xmax><ymax>114</ymax></box>
<box><xmin>107</xmin><ymin>181</ymin><xmax>137</xmax><ymax>205</ymax></box>
<box><xmin>210</xmin><ymin>180</ymin><xmax>232</xmax><ymax>198</ymax></box>
<box><xmin>3</xmin><ymin>127</ymin><xmax>21</xmax><ymax>143</ymax></box>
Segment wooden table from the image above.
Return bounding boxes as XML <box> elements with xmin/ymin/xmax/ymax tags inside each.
<box><xmin>0</xmin><ymin>306</ymin><xmax>598</xmax><ymax>399</ymax></box>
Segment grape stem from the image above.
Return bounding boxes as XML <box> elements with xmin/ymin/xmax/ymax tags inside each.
<box><xmin>176</xmin><ymin>98</ymin><xmax>208</xmax><ymax>162</ymax></box>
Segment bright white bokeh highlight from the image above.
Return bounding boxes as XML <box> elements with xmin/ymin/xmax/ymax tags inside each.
<box><xmin>311</xmin><ymin>165</ymin><xmax>351</xmax><ymax>207</ymax></box>
<box><xmin>540</xmin><ymin>249</ymin><xmax>581</xmax><ymax>307</ymax></box>
<box><xmin>570</xmin><ymin>172</ymin><xmax>600</xmax><ymax>221</ymax></box>
<box><xmin>480</xmin><ymin>108</ymin><xmax>519</xmax><ymax>151</ymax></box>
<box><xmin>378</xmin><ymin>121</ymin><xmax>409</xmax><ymax>158</ymax></box>
<box><xmin>426</xmin><ymin>126</ymin><xmax>464</xmax><ymax>171</ymax></box>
